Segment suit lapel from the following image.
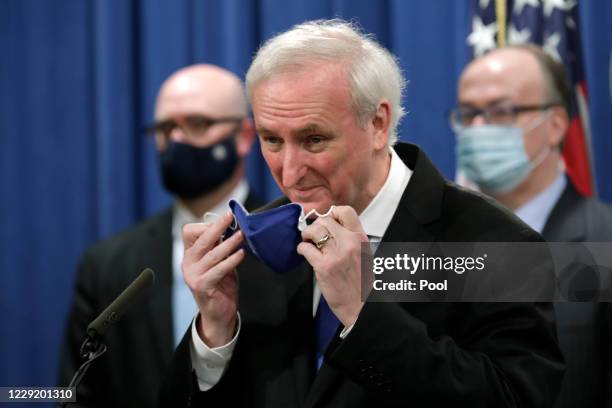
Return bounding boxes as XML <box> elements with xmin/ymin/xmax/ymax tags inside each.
<box><xmin>382</xmin><ymin>143</ymin><xmax>445</xmax><ymax>244</ymax></box>
<box><xmin>542</xmin><ymin>180</ymin><xmax>586</xmax><ymax>241</ymax></box>
<box><xmin>266</xmin><ymin>197</ymin><xmax>314</xmax><ymax>405</ymax></box>
<box><xmin>142</xmin><ymin>209</ymin><xmax>174</xmax><ymax>366</ymax></box>
<box><xmin>285</xmin><ymin>261</ymin><xmax>315</xmax><ymax>406</ymax></box>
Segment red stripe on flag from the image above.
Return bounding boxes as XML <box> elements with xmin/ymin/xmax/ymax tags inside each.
<box><xmin>578</xmin><ymin>81</ymin><xmax>589</xmax><ymax>100</ymax></box>
<box><xmin>563</xmin><ymin>117</ymin><xmax>594</xmax><ymax>197</ymax></box>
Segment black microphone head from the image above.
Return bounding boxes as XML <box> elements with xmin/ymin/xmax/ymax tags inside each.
<box><xmin>141</xmin><ymin>267</ymin><xmax>156</xmax><ymax>285</ymax></box>
<box><xmin>86</xmin><ymin>268</ymin><xmax>156</xmax><ymax>339</ymax></box>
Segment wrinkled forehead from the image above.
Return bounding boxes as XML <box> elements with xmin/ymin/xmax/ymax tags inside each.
<box><xmin>251</xmin><ymin>64</ymin><xmax>354</xmax><ymax>119</ymax></box>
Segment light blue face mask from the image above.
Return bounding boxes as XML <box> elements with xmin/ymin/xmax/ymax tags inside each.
<box><xmin>455</xmin><ymin>120</ymin><xmax>550</xmax><ymax>194</ymax></box>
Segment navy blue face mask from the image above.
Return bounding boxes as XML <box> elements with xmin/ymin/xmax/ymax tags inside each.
<box><xmin>224</xmin><ymin>200</ymin><xmax>334</xmax><ymax>274</ymax></box>
<box><xmin>160</xmin><ymin>137</ymin><xmax>238</xmax><ymax>199</ymax></box>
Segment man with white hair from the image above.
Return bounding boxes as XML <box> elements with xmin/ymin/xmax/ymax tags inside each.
<box><xmin>60</xmin><ymin>64</ymin><xmax>260</xmax><ymax>407</ymax></box>
<box><xmin>160</xmin><ymin>20</ymin><xmax>564</xmax><ymax>407</ymax></box>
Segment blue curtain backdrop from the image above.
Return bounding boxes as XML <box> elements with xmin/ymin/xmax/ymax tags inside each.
<box><xmin>1</xmin><ymin>0</ymin><xmax>610</xmax><ymax>391</ymax></box>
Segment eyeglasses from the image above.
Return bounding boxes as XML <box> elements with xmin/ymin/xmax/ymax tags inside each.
<box><xmin>146</xmin><ymin>115</ymin><xmax>243</xmax><ymax>141</ymax></box>
<box><xmin>449</xmin><ymin>102</ymin><xmax>558</xmax><ymax>128</ymax></box>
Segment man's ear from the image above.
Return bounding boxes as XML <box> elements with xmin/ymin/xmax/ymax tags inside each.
<box><xmin>547</xmin><ymin>106</ymin><xmax>569</xmax><ymax>148</ymax></box>
<box><xmin>236</xmin><ymin>118</ymin><xmax>256</xmax><ymax>158</ymax></box>
<box><xmin>371</xmin><ymin>99</ymin><xmax>391</xmax><ymax>150</ymax></box>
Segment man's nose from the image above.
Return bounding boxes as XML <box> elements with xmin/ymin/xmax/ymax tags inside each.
<box><xmin>470</xmin><ymin>114</ymin><xmax>488</xmax><ymax>126</ymax></box>
<box><xmin>169</xmin><ymin>126</ymin><xmax>188</xmax><ymax>143</ymax></box>
<box><xmin>281</xmin><ymin>146</ymin><xmax>307</xmax><ymax>188</ymax></box>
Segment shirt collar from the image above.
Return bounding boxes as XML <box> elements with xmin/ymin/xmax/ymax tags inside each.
<box><xmin>359</xmin><ymin>147</ymin><xmax>413</xmax><ymax>239</ymax></box>
<box><xmin>515</xmin><ymin>172</ymin><xmax>566</xmax><ymax>234</ymax></box>
<box><xmin>172</xmin><ymin>180</ymin><xmax>249</xmax><ymax>238</ymax></box>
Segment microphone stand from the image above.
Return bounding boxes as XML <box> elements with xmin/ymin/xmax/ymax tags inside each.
<box><xmin>59</xmin><ymin>268</ymin><xmax>155</xmax><ymax>407</ymax></box>
<box><xmin>60</xmin><ymin>336</ymin><xmax>107</xmax><ymax>408</ymax></box>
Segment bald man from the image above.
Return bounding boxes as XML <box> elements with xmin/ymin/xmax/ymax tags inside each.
<box><xmin>59</xmin><ymin>64</ymin><xmax>261</xmax><ymax>407</ymax></box>
<box><xmin>452</xmin><ymin>45</ymin><xmax>612</xmax><ymax>408</ymax></box>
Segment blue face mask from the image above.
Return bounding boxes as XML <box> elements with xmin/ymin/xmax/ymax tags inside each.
<box><xmin>455</xmin><ymin>123</ymin><xmax>550</xmax><ymax>194</ymax></box>
<box><xmin>160</xmin><ymin>137</ymin><xmax>238</xmax><ymax>199</ymax></box>
<box><xmin>224</xmin><ymin>200</ymin><xmax>333</xmax><ymax>274</ymax></box>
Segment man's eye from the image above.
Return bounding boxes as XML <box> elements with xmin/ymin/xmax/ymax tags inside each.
<box><xmin>265</xmin><ymin>137</ymin><xmax>282</xmax><ymax>144</ymax></box>
<box><xmin>190</xmin><ymin>117</ymin><xmax>211</xmax><ymax>127</ymax></box>
<box><xmin>261</xmin><ymin>136</ymin><xmax>283</xmax><ymax>150</ymax></box>
<box><xmin>303</xmin><ymin>135</ymin><xmax>327</xmax><ymax>152</ymax></box>
<box><xmin>159</xmin><ymin>123</ymin><xmax>177</xmax><ymax>135</ymax></box>
<box><xmin>489</xmin><ymin>106</ymin><xmax>513</xmax><ymax>116</ymax></box>
<box><xmin>307</xmin><ymin>134</ymin><xmax>329</xmax><ymax>145</ymax></box>
<box><xmin>459</xmin><ymin>111</ymin><xmax>477</xmax><ymax>124</ymax></box>
<box><xmin>488</xmin><ymin>106</ymin><xmax>515</xmax><ymax>123</ymax></box>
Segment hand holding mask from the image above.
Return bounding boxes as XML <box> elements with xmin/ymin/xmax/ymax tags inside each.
<box><xmin>297</xmin><ymin>206</ymin><xmax>369</xmax><ymax>327</ymax></box>
<box><xmin>182</xmin><ymin>213</ymin><xmax>244</xmax><ymax>347</ymax></box>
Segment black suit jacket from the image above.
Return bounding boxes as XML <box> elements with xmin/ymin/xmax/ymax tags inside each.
<box><xmin>159</xmin><ymin>143</ymin><xmax>564</xmax><ymax>408</ymax></box>
<box><xmin>59</xmin><ymin>193</ymin><xmax>261</xmax><ymax>407</ymax></box>
<box><xmin>542</xmin><ymin>180</ymin><xmax>612</xmax><ymax>408</ymax></box>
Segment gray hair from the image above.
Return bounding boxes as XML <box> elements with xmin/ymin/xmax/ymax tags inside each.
<box><xmin>246</xmin><ymin>19</ymin><xmax>406</xmax><ymax>146</ymax></box>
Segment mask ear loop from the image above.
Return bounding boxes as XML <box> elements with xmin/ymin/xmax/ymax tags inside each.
<box><xmin>522</xmin><ymin>110</ymin><xmax>554</xmax><ymax>171</ymax></box>
<box><xmin>523</xmin><ymin>109</ymin><xmax>552</xmax><ymax>133</ymax></box>
<box><xmin>298</xmin><ymin>205</ymin><xmax>336</xmax><ymax>230</ymax></box>
<box><xmin>203</xmin><ymin>212</ymin><xmax>220</xmax><ymax>223</ymax></box>
<box><xmin>203</xmin><ymin>212</ymin><xmax>238</xmax><ymax>230</ymax></box>
<box><xmin>203</xmin><ymin>212</ymin><xmax>239</xmax><ymax>243</ymax></box>
<box><xmin>529</xmin><ymin>145</ymin><xmax>552</xmax><ymax>170</ymax></box>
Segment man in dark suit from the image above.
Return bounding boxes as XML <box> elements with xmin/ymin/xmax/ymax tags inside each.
<box><xmin>453</xmin><ymin>44</ymin><xmax>612</xmax><ymax>407</ymax></box>
<box><xmin>159</xmin><ymin>20</ymin><xmax>564</xmax><ymax>407</ymax></box>
<box><xmin>59</xmin><ymin>64</ymin><xmax>261</xmax><ymax>407</ymax></box>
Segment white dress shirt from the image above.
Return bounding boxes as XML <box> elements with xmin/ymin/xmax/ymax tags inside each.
<box><xmin>191</xmin><ymin>147</ymin><xmax>412</xmax><ymax>390</ymax></box>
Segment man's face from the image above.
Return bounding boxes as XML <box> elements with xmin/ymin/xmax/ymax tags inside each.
<box><xmin>457</xmin><ymin>49</ymin><xmax>552</xmax><ymax>159</ymax></box>
<box><xmin>251</xmin><ymin>64</ymin><xmax>383</xmax><ymax>214</ymax></box>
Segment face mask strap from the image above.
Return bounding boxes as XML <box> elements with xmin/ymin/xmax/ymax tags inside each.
<box><xmin>523</xmin><ymin>109</ymin><xmax>552</xmax><ymax>133</ymax></box>
<box><xmin>520</xmin><ymin>110</ymin><xmax>555</xmax><ymax>172</ymax></box>
<box><xmin>298</xmin><ymin>205</ymin><xmax>336</xmax><ymax>225</ymax></box>
<box><xmin>529</xmin><ymin>144</ymin><xmax>552</xmax><ymax>171</ymax></box>
<box><xmin>298</xmin><ymin>205</ymin><xmax>336</xmax><ymax>231</ymax></box>
<box><xmin>203</xmin><ymin>212</ymin><xmax>238</xmax><ymax>230</ymax></box>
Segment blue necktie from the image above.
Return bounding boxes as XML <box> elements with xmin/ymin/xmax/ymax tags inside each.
<box><xmin>314</xmin><ymin>294</ymin><xmax>340</xmax><ymax>369</ymax></box>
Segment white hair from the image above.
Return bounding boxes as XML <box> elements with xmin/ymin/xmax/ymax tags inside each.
<box><xmin>246</xmin><ymin>19</ymin><xmax>406</xmax><ymax>146</ymax></box>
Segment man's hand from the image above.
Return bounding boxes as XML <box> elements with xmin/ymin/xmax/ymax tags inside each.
<box><xmin>297</xmin><ymin>206</ymin><xmax>369</xmax><ymax>327</ymax></box>
<box><xmin>183</xmin><ymin>212</ymin><xmax>245</xmax><ymax>347</ymax></box>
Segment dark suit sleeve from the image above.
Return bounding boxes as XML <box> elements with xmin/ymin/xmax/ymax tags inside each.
<box><xmin>58</xmin><ymin>250</ymin><xmax>108</xmax><ymax>408</ymax></box>
<box><xmin>604</xmin><ymin>303</ymin><xmax>612</xmax><ymax>407</ymax></box>
<box><xmin>158</xmin><ymin>323</ymin><xmax>244</xmax><ymax>408</ymax></box>
<box><xmin>157</xmin><ymin>328</ymin><xmax>196</xmax><ymax>407</ymax></box>
<box><xmin>327</xmin><ymin>300</ymin><xmax>563</xmax><ymax>407</ymax></box>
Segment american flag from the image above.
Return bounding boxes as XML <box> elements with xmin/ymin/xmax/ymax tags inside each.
<box><xmin>466</xmin><ymin>0</ymin><xmax>595</xmax><ymax>196</ymax></box>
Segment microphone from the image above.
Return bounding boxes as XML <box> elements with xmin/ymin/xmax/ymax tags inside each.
<box><xmin>63</xmin><ymin>268</ymin><xmax>156</xmax><ymax>406</ymax></box>
<box><xmin>86</xmin><ymin>268</ymin><xmax>156</xmax><ymax>339</ymax></box>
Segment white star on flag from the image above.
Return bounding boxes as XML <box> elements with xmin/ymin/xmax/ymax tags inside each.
<box><xmin>508</xmin><ymin>25</ymin><xmax>532</xmax><ymax>44</ymax></box>
<box><xmin>513</xmin><ymin>0</ymin><xmax>540</xmax><ymax>15</ymax></box>
<box><xmin>479</xmin><ymin>0</ymin><xmax>491</xmax><ymax>9</ymax></box>
<box><xmin>542</xmin><ymin>0</ymin><xmax>576</xmax><ymax>17</ymax></box>
<box><xmin>543</xmin><ymin>33</ymin><xmax>562</xmax><ymax>61</ymax></box>
<box><xmin>467</xmin><ymin>16</ymin><xmax>498</xmax><ymax>57</ymax></box>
